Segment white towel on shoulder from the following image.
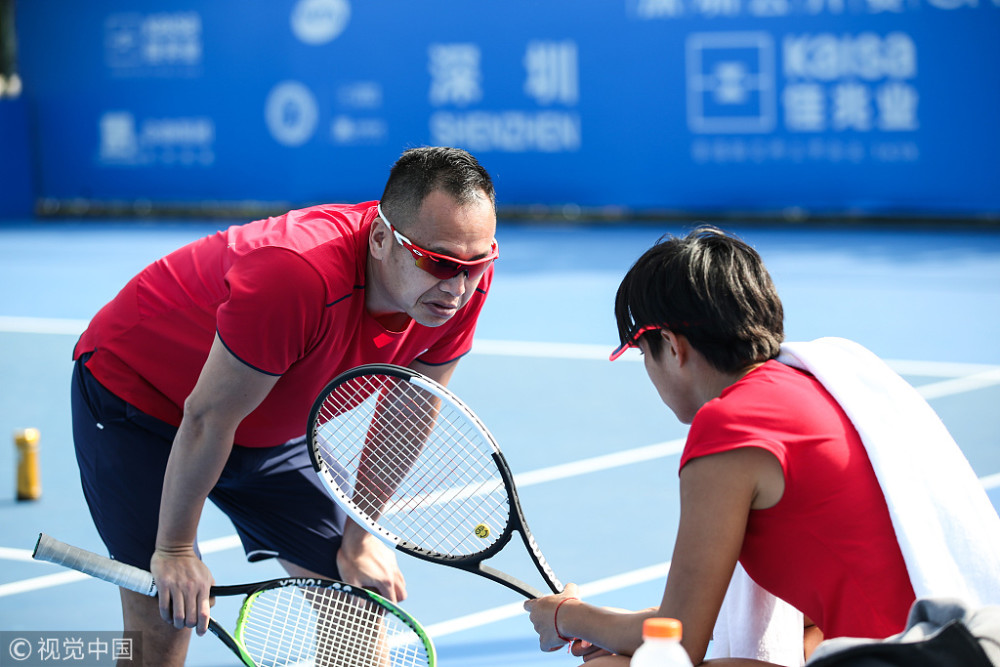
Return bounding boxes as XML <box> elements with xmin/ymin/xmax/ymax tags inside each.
<box><xmin>709</xmin><ymin>337</ymin><xmax>1000</xmax><ymax>665</ymax></box>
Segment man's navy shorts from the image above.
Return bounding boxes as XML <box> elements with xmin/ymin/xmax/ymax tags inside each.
<box><xmin>71</xmin><ymin>355</ymin><xmax>346</xmax><ymax>577</ymax></box>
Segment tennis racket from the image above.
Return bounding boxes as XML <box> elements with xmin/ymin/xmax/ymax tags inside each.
<box><xmin>32</xmin><ymin>533</ymin><xmax>435</xmax><ymax>667</ymax></box>
<box><xmin>307</xmin><ymin>363</ymin><xmax>563</xmax><ymax>599</ymax></box>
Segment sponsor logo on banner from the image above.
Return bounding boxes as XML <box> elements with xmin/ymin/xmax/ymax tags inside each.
<box><xmin>290</xmin><ymin>0</ymin><xmax>351</xmax><ymax>44</ymax></box>
<box><xmin>331</xmin><ymin>81</ymin><xmax>389</xmax><ymax>145</ymax></box>
<box><xmin>99</xmin><ymin>112</ymin><xmax>214</xmax><ymax>166</ymax></box>
<box><xmin>628</xmin><ymin>0</ymin><xmax>989</xmax><ymax>17</ymax></box>
<box><xmin>337</xmin><ymin>82</ymin><xmax>383</xmax><ymax>109</ymax></box>
<box><xmin>331</xmin><ymin>116</ymin><xmax>388</xmax><ymax>145</ymax></box>
<box><xmin>265</xmin><ymin>81</ymin><xmax>320</xmax><ymax>146</ymax></box>
<box><xmin>685</xmin><ymin>31</ymin><xmax>920</xmax><ymax>165</ymax></box>
<box><xmin>104</xmin><ymin>11</ymin><xmax>202</xmax><ymax>75</ymax></box>
<box><xmin>686</xmin><ymin>31</ymin><xmax>777</xmax><ymax>134</ymax></box>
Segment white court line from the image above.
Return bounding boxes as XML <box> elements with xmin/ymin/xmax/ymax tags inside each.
<box><xmin>980</xmin><ymin>472</ymin><xmax>1000</xmax><ymax>491</ymax></box>
<box><xmin>0</xmin><ymin>571</ymin><xmax>94</xmax><ymax>598</ymax></box>
<box><xmin>423</xmin><ymin>561</ymin><xmax>672</xmax><ymax>638</ymax></box>
<box><xmin>0</xmin><ymin>316</ymin><xmax>89</xmax><ymax>335</ymax></box>
<box><xmin>887</xmin><ymin>359</ymin><xmax>1000</xmax><ymax>378</ymax></box>
<box><xmin>515</xmin><ymin>440</ymin><xmax>686</xmax><ymax>488</ymax></box>
<box><xmin>473</xmin><ymin>339</ymin><xmax>612</xmax><ymax>361</ymax></box>
<box><xmin>0</xmin><ymin>546</ymin><xmax>35</xmax><ymax>562</ymax></box>
<box><xmin>916</xmin><ymin>368</ymin><xmax>1000</xmax><ymax>401</ymax></box>
<box><xmin>386</xmin><ymin>440</ymin><xmax>688</xmax><ymax>515</ymax></box>
<box><xmin>473</xmin><ymin>338</ymin><xmax>1000</xmax><ymax>379</ymax></box>
<box><xmin>3</xmin><ymin>317</ymin><xmax>999</xmax><ymax>382</ymax></box>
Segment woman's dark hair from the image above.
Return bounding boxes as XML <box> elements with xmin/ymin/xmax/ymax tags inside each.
<box><xmin>614</xmin><ymin>226</ymin><xmax>784</xmax><ymax>373</ymax></box>
<box><xmin>379</xmin><ymin>146</ymin><xmax>496</xmax><ymax>229</ymax></box>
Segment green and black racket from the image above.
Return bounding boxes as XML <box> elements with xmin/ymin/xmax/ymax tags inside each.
<box><xmin>307</xmin><ymin>363</ymin><xmax>563</xmax><ymax>600</ymax></box>
<box><xmin>32</xmin><ymin>533</ymin><xmax>435</xmax><ymax>667</ymax></box>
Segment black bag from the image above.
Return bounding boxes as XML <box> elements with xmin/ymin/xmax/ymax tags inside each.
<box><xmin>806</xmin><ymin>598</ymin><xmax>1000</xmax><ymax>667</ymax></box>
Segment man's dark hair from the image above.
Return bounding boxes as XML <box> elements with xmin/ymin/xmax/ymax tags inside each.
<box><xmin>379</xmin><ymin>147</ymin><xmax>496</xmax><ymax>229</ymax></box>
<box><xmin>613</xmin><ymin>226</ymin><xmax>784</xmax><ymax>373</ymax></box>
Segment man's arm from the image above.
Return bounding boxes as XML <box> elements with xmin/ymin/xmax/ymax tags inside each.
<box><xmin>409</xmin><ymin>358</ymin><xmax>460</xmax><ymax>387</ymax></box>
<box><xmin>153</xmin><ymin>334</ymin><xmax>279</xmax><ymax>635</ymax></box>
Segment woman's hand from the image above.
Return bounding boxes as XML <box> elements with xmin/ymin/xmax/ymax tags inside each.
<box><xmin>523</xmin><ymin>583</ymin><xmax>582</xmax><ymax>652</ymax></box>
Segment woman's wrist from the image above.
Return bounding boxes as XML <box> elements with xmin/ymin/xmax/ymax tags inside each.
<box><xmin>554</xmin><ymin>596</ymin><xmax>579</xmax><ymax>643</ymax></box>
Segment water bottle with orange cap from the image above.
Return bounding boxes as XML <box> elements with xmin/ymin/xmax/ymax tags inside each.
<box><xmin>630</xmin><ymin>617</ymin><xmax>693</xmax><ymax>667</ymax></box>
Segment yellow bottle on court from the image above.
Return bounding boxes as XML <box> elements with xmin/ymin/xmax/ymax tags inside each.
<box><xmin>15</xmin><ymin>428</ymin><xmax>42</xmax><ymax>501</ymax></box>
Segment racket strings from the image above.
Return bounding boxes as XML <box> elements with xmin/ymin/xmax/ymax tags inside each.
<box><xmin>366</xmin><ymin>415</ymin><xmax>510</xmax><ymax>556</ymax></box>
<box><xmin>239</xmin><ymin>585</ymin><xmax>428</xmax><ymax>667</ymax></box>
<box><xmin>314</xmin><ymin>374</ymin><xmax>513</xmax><ymax>556</ymax></box>
<box><xmin>329</xmin><ymin>390</ymin><xmax>511</xmax><ymax>550</ymax></box>
<box><xmin>332</xmin><ymin>378</ymin><xmax>510</xmax><ymax>538</ymax></box>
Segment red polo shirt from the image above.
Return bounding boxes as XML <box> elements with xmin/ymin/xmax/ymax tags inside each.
<box><xmin>681</xmin><ymin>361</ymin><xmax>915</xmax><ymax>639</ymax></box>
<box><xmin>74</xmin><ymin>201</ymin><xmax>491</xmax><ymax>447</ymax></box>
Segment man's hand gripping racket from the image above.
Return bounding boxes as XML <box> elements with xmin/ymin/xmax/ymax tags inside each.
<box><xmin>32</xmin><ymin>533</ymin><xmax>436</xmax><ymax>667</ymax></box>
<box><xmin>307</xmin><ymin>363</ymin><xmax>564</xmax><ymax>599</ymax></box>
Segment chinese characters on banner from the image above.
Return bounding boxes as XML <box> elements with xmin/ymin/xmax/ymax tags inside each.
<box><xmin>429</xmin><ymin>41</ymin><xmax>582</xmax><ymax>152</ymax></box>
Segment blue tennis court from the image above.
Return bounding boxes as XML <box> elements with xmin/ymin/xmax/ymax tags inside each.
<box><xmin>2</xmin><ymin>218</ymin><xmax>1000</xmax><ymax>666</ymax></box>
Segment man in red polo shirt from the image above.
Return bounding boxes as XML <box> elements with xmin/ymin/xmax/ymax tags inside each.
<box><xmin>71</xmin><ymin>146</ymin><xmax>498</xmax><ymax>665</ymax></box>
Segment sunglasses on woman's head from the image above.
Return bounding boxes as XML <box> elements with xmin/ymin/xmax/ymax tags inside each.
<box><xmin>378</xmin><ymin>204</ymin><xmax>498</xmax><ymax>281</ymax></box>
<box><xmin>609</xmin><ymin>324</ymin><xmax>665</xmax><ymax>361</ymax></box>
<box><xmin>609</xmin><ymin>321</ymin><xmax>702</xmax><ymax>361</ymax></box>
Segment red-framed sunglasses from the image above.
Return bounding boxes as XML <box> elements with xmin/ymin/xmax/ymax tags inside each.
<box><xmin>609</xmin><ymin>324</ymin><xmax>665</xmax><ymax>361</ymax></box>
<box><xmin>378</xmin><ymin>204</ymin><xmax>498</xmax><ymax>281</ymax></box>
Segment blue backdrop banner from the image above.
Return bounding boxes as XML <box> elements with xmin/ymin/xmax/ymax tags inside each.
<box><xmin>15</xmin><ymin>0</ymin><xmax>1000</xmax><ymax>218</ymax></box>
<box><xmin>0</xmin><ymin>98</ymin><xmax>33</xmax><ymax>217</ymax></box>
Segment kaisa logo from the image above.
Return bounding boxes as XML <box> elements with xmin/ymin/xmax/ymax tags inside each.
<box><xmin>686</xmin><ymin>32</ymin><xmax>776</xmax><ymax>134</ymax></box>
<box><xmin>265</xmin><ymin>81</ymin><xmax>319</xmax><ymax>146</ymax></box>
<box><xmin>290</xmin><ymin>0</ymin><xmax>351</xmax><ymax>45</ymax></box>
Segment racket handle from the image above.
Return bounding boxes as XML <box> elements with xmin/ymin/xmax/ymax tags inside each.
<box><xmin>33</xmin><ymin>533</ymin><xmax>158</xmax><ymax>597</ymax></box>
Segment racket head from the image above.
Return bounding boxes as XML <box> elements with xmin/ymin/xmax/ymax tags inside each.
<box><xmin>307</xmin><ymin>363</ymin><xmax>516</xmax><ymax>563</ymax></box>
<box><xmin>222</xmin><ymin>577</ymin><xmax>435</xmax><ymax>667</ymax></box>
